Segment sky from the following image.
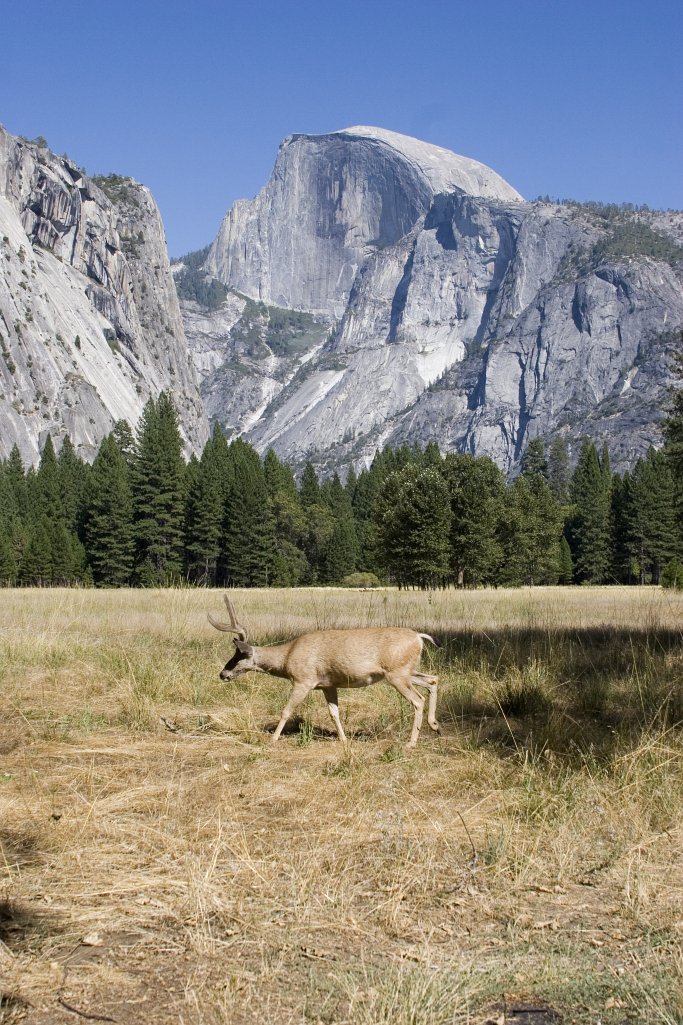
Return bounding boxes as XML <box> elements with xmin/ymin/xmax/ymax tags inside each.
<box><xmin>3</xmin><ymin>0</ymin><xmax>682</xmax><ymax>256</ymax></box>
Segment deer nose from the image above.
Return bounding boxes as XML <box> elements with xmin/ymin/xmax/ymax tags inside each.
<box><xmin>219</xmin><ymin>669</ymin><xmax>233</xmax><ymax>681</ymax></box>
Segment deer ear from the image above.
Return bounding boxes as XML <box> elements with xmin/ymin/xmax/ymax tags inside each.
<box><xmin>235</xmin><ymin>640</ymin><xmax>254</xmax><ymax>656</ymax></box>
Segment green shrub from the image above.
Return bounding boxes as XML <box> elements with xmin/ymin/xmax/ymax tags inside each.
<box><xmin>661</xmin><ymin>559</ymin><xmax>683</xmax><ymax>590</ymax></box>
<box><xmin>340</xmin><ymin>572</ymin><xmax>382</xmax><ymax>589</ymax></box>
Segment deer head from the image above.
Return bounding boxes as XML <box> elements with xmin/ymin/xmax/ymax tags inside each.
<box><xmin>208</xmin><ymin>596</ymin><xmax>255</xmax><ymax>680</ymax></box>
<box><xmin>219</xmin><ymin>639</ymin><xmax>256</xmax><ymax>680</ymax></box>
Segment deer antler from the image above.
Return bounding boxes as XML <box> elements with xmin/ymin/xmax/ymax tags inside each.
<box><xmin>207</xmin><ymin>595</ymin><xmax>249</xmax><ymax>642</ymax></box>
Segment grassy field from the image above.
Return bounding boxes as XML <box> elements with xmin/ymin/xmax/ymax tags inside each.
<box><xmin>1</xmin><ymin>586</ymin><xmax>682</xmax><ymax>1025</ymax></box>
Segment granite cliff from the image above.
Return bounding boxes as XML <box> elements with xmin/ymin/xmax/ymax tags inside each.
<box><xmin>0</xmin><ymin>126</ymin><xmax>208</xmax><ymax>464</ymax></box>
<box><xmin>182</xmin><ymin>128</ymin><xmax>683</xmax><ymax>473</ymax></box>
<box><xmin>1</xmin><ymin>121</ymin><xmax>680</xmax><ymax>476</ymax></box>
<box><xmin>205</xmin><ymin>126</ymin><xmax>522</xmax><ymax>318</ymax></box>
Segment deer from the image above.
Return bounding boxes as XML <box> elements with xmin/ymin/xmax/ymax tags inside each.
<box><xmin>208</xmin><ymin>596</ymin><xmax>440</xmax><ymax>747</ymax></box>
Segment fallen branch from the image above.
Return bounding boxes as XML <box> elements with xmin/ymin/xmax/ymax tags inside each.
<box><xmin>57</xmin><ymin>996</ymin><xmax>117</xmax><ymax>1022</ymax></box>
<box><xmin>57</xmin><ymin>967</ymin><xmax>117</xmax><ymax>1022</ymax></box>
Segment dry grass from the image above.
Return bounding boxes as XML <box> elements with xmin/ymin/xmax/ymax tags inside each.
<box><xmin>0</xmin><ymin>586</ymin><xmax>682</xmax><ymax>1024</ymax></box>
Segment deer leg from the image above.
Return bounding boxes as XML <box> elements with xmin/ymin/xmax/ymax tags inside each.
<box><xmin>411</xmin><ymin>673</ymin><xmax>440</xmax><ymax>733</ymax></box>
<box><xmin>272</xmin><ymin>681</ymin><xmax>312</xmax><ymax>742</ymax></box>
<box><xmin>384</xmin><ymin>672</ymin><xmax>425</xmax><ymax>748</ymax></box>
<box><xmin>322</xmin><ymin>686</ymin><xmax>347</xmax><ymax>743</ymax></box>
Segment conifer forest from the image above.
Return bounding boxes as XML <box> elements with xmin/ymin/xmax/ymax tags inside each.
<box><xmin>1</xmin><ymin>359</ymin><xmax>683</xmax><ymax>591</ymax></box>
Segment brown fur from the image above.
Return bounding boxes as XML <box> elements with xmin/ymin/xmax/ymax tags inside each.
<box><xmin>211</xmin><ymin>604</ymin><xmax>439</xmax><ymax>747</ymax></box>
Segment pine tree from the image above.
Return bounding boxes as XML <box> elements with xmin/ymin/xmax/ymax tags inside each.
<box><xmin>600</xmin><ymin>442</ymin><xmax>611</xmax><ymax>484</ymax></box>
<box><xmin>349</xmin><ymin>468</ymin><xmax>382</xmax><ymax>576</ymax></box>
<box><xmin>507</xmin><ymin>440</ymin><xmax>564</xmax><ymax>584</ymax></box>
<box><xmin>558</xmin><ymin>535</ymin><xmax>574</xmax><ymax>584</ymax></box>
<box><xmin>442</xmin><ymin>454</ymin><xmax>505</xmax><ymax>586</ymax></box>
<box><xmin>0</xmin><ymin>449</ymin><xmax>27</xmax><ymax>580</ymax></box>
<box><xmin>58</xmin><ymin>436</ymin><xmax>87</xmax><ymax>536</ymax></box>
<box><xmin>301</xmin><ymin>501</ymin><xmax>335</xmax><ymax>584</ymax></box>
<box><xmin>548</xmin><ymin>435</ymin><xmax>571</xmax><ymax>504</ymax></box>
<box><xmin>500</xmin><ymin>473</ymin><xmax>562</xmax><ymax>585</ymax></box>
<box><xmin>25</xmin><ymin>436</ymin><xmax>82</xmax><ymax>583</ymax></box>
<box><xmin>520</xmin><ymin>438</ymin><xmax>548</xmax><ymax>479</ymax></box>
<box><xmin>299</xmin><ymin>462</ymin><xmax>321</xmax><ymax>507</ymax></box>
<box><xmin>319</xmin><ymin>473</ymin><xmax>358</xmax><ymax>582</ymax></box>
<box><xmin>50</xmin><ymin>520</ymin><xmax>76</xmax><ymax>584</ymax></box>
<box><xmin>628</xmin><ymin>449</ymin><xmax>680</xmax><ymax>583</ymax></box>
<box><xmin>351</xmin><ymin>450</ymin><xmax>406</xmax><ymax>577</ymax></box>
<box><xmin>7</xmin><ymin>522</ymin><xmax>28</xmax><ymax>584</ymax></box>
<box><xmin>112</xmin><ymin>419</ymin><xmax>136</xmax><ymax>465</ymax></box>
<box><xmin>4</xmin><ymin>445</ymin><xmax>28</xmax><ymax>521</ymax></box>
<box><xmin>132</xmin><ymin>393</ymin><xmax>186</xmax><ymax>583</ymax></box>
<box><xmin>35</xmin><ymin>435</ymin><xmax>62</xmax><ymax>521</ymax></box>
<box><xmin>570</xmin><ymin>440</ymin><xmax>612</xmax><ymax>583</ymax></box>
<box><xmin>185</xmin><ymin>427</ymin><xmax>231</xmax><ymax>584</ymax></box>
<box><xmin>222</xmin><ymin>439</ymin><xmax>274</xmax><ymax>586</ymax></box>
<box><xmin>297</xmin><ymin>463</ymin><xmax>337</xmax><ymax>583</ymax></box>
<box><xmin>345</xmin><ymin>465</ymin><xmax>358</xmax><ymax>505</ymax></box>
<box><xmin>610</xmin><ymin>473</ymin><xmax>635</xmax><ymax>583</ymax></box>
<box><xmin>264</xmin><ymin>448</ymin><xmax>295</xmax><ymax>497</ymax></box>
<box><xmin>0</xmin><ymin>477</ymin><xmax>17</xmax><ymax>584</ymax></box>
<box><xmin>84</xmin><ymin>434</ymin><xmax>135</xmax><ymax>585</ymax></box>
<box><xmin>261</xmin><ymin>450</ymin><xmax>309</xmax><ymax>584</ymax></box>
<box><xmin>19</xmin><ymin>516</ymin><xmax>53</xmax><ymax>585</ymax></box>
<box><xmin>663</xmin><ymin>344</ymin><xmax>683</xmax><ymax>537</ymax></box>
<box><xmin>0</xmin><ymin>460</ymin><xmax>17</xmax><ymax>530</ymax></box>
<box><xmin>378</xmin><ymin>465</ymin><xmax>451</xmax><ymax>588</ymax></box>
<box><xmin>423</xmin><ymin>441</ymin><xmax>442</xmax><ymax>467</ymax></box>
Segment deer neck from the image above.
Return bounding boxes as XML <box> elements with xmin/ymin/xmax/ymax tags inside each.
<box><xmin>253</xmin><ymin>642</ymin><xmax>292</xmax><ymax>679</ymax></box>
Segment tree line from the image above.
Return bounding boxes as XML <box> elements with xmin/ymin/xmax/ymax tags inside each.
<box><xmin>0</xmin><ymin>376</ymin><xmax>682</xmax><ymax>589</ymax></box>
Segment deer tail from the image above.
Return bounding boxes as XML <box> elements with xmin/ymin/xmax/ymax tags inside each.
<box><xmin>418</xmin><ymin>633</ymin><xmax>439</xmax><ymax>648</ymax></box>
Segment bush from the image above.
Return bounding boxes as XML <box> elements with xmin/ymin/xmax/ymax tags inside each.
<box><xmin>661</xmin><ymin>559</ymin><xmax>683</xmax><ymax>590</ymax></box>
<box><xmin>340</xmin><ymin>572</ymin><xmax>382</xmax><ymax>589</ymax></box>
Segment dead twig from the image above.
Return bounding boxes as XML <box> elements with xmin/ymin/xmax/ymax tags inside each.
<box><xmin>57</xmin><ymin>967</ymin><xmax>117</xmax><ymax>1022</ymax></box>
<box><xmin>57</xmin><ymin>996</ymin><xmax>117</xmax><ymax>1022</ymax></box>
<box><xmin>457</xmin><ymin>809</ymin><xmax>478</xmax><ymax>864</ymax></box>
<box><xmin>159</xmin><ymin>716</ymin><xmax>180</xmax><ymax>733</ymax></box>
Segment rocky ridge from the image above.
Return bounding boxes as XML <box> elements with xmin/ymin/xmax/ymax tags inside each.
<box><xmin>0</xmin><ymin>126</ymin><xmax>208</xmax><ymax>464</ymax></box>
<box><xmin>183</xmin><ymin>129</ymin><xmax>683</xmax><ymax>473</ymax></box>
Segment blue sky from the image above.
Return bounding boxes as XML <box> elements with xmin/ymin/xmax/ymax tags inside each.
<box><xmin>3</xmin><ymin>0</ymin><xmax>681</xmax><ymax>255</ymax></box>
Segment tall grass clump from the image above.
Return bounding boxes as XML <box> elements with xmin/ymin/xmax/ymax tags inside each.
<box><xmin>341</xmin><ymin>961</ymin><xmax>483</xmax><ymax>1025</ymax></box>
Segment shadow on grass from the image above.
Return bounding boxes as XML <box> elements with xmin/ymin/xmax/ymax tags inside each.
<box><xmin>264</xmin><ymin>717</ymin><xmax>339</xmax><ymax>740</ymax></box>
<box><xmin>0</xmin><ymin>897</ymin><xmax>63</xmax><ymax>956</ymax></box>
<box><xmin>0</xmin><ymin>828</ymin><xmax>71</xmax><ymax>961</ymax></box>
<box><xmin>427</xmin><ymin>625</ymin><xmax>683</xmax><ymax>760</ymax></box>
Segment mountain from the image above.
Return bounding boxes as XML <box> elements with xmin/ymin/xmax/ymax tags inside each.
<box><xmin>205</xmin><ymin>126</ymin><xmax>522</xmax><ymax>319</ymax></box>
<box><xmin>1</xmin><ymin>121</ymin><xmax>681</xmax><ymax>476</ymax></box>
<box><xmin>181</xmin><ymin>128</ymin><xmax>683</xmax><ymax>473</ymax></box>
<box><xmin>0</xmin><ymin>125</ymin><xmax>208</xmax><ymax>464</ymax></box>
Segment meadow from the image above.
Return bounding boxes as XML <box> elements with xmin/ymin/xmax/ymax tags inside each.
<box><xmin>1</xmin><ymin>586</ymin><xmax>682</xmax><ymax>1025</ymax></box>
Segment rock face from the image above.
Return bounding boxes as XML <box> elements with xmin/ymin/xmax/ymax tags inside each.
<box><xmin>0</xmin><ymin>126</ymin><xmax>208</xmax><ymax>464</ymax></box>
<box><xmin>206</xmin><ymin>126</ymin><xmax>522</xmax><ymax>319</ymax></box>
<box><xmin>177</xmin><ymin>286</ymin><xmax>329</xmax><ymax>440</ymax></box>
<box><xmin>186</xmin><ymin>128</ymin><xmax>683</xmax><ymax>474</ymax></box>
<box><xmin>6</xmin><ymin>120</ymin><xmax>676</xmax><ymax>476</ymax></box>
<box><xmin>381</xmin><ymin>205</ymin><xmax>683</xmax><ymax>471</ymax></box>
